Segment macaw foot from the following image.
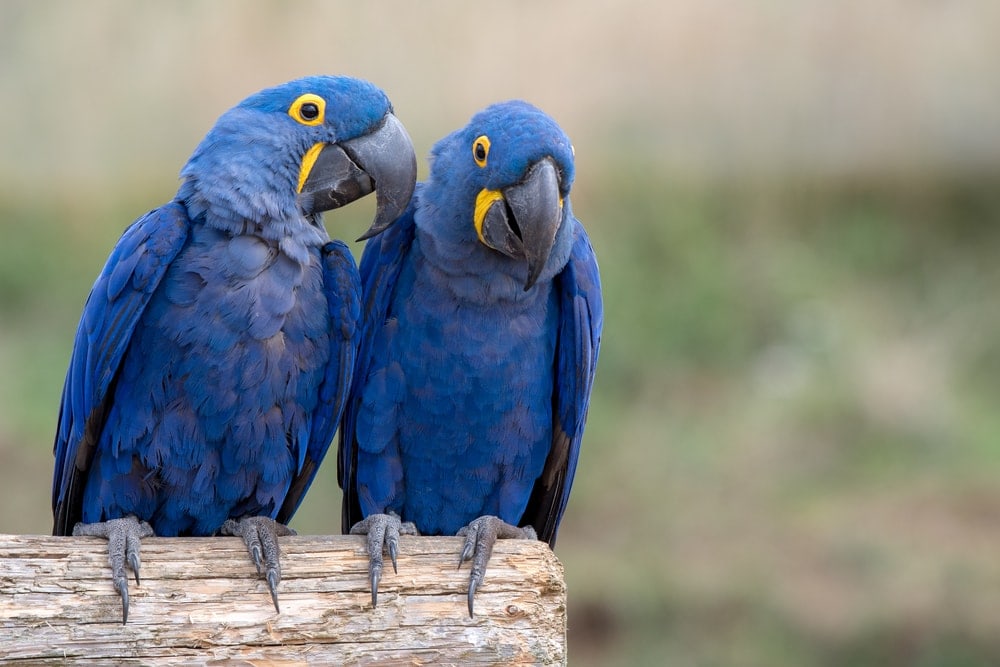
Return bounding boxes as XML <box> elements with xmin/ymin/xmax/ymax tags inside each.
<box><xmin>72</xmin><ymin>515</ymin><xmax>155</xmax><ymax>625</ymax></box>
<box><xmin>349</xmin><ymin>511</ymin><xmax>418</xmax><ymax>607</ymax></box>
<box><xmin>221</xmin><ymin>516</ymin><xmax>296</xmax><ymax>613</ymax></box>
<box><xmin>457</xmin><ymin>515</ymin><xmax>537</xmax><ymax>617</ymax></box>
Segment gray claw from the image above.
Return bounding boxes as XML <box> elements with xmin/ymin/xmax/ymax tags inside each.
<box><xmin>72</xmin><ymin>515</ymin><xmax>155</xmax><ymax>625</ymax></box>
<box><xmin>127</xmin><ymin>550</ymin><xmax>141</xmax><ymax>586</ymax></box>
<box><xmin>116</xmin><ymin>576</ymin><xmax>130</xmax><ymax>625</ymax></box>
<box><xmin>388</xmin><ymin>535</ymin><xmax>399</xmax><ymax>574</ymax></box>
<box><xmin>222</xmin><ymin>516</ymin><xmax>295</xmax><ymax>613</ymax></box>
<box><xmin>350</xmin><ymin>511</ymin><xmax>418</xmax><ymax>608</ymax></box>
<box><xmin>266</xmin><ymin>569</ymin><xmax>281</xmax><ymax>613</ymax></box>
<box><xmin>370</xmin><ymin>568</ymin><xmax>381</xmax><ymax>608</ymax></box>
<box><xmin>467</xmin><ymin>577</ymin><xmax>479</xmax><ymax>618</ymax></box>
<box><xmin>456</xmin><ymin>515</ymin><xmax>537</xmax><ymax>617</ymax></box>
<box><xmin>251</xmin><ymin>544</ymin><xmax>263</xmax><ymax>572</ymax></box>
<box><xmin>458</xmin><ymin>539</ymin><xmax>474</xmax><ymax>569</ymax></box>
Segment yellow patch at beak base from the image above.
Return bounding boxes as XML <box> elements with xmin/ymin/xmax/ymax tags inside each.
<box><xmin>297</xmin><ymin>142</ymin><xmax>325</xmax><ymax>194</ymax></box>
<box><xmin>473</xmin><ymin>189</ymin><xmax>504</xmax><ymax>245</ymax></box>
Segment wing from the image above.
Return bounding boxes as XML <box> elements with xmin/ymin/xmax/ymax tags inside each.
<box><xmin>276</xmin><ymin>240</ymin><xmax>361</xmax><ymax>523</ymax></box>
<box><xmin>52</xmin><ymin>202</ymin><xmax>191</xmax><ymax>535</ymax></box>
<box><xmin>523</xmin><ymin>220</ymin><xmax>603</xmax><ymax>546</ymax></box>
<box><xmin>337</xmin><ymin>199</ymin><xmax>418</xmax><ymax>532</ymax></box>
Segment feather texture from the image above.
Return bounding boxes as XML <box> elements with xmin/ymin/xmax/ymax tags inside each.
<box><xmin>340</xmin><ymin>101</ymin><xmax>602</xmax><ymax>546</ymax></box>
<box><xmin>52</xmin><ymin>76</ymin><xmax>394</xmax><ymax>537</ymax></box>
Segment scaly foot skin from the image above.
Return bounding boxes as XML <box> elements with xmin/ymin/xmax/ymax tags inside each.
<box><xmin>72</xmin><ymin>515</ymin><xmax>155</xmax><ymax>625</ymax></box>
<box><xmin>350</xmin><ymin>511</ymin><xmax>418</xmax><ymax>607</ymax></box>
<box><xmin>457</xmin><ymin>515</ymin><xmax>537</xmax><ymax>618</ymax></box>
<box><xmin>221</xmin><ymin>516</ymin><xmax>296</xmax><ymax>613</ymax></box>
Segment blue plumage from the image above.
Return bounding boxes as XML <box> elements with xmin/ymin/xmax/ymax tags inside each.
<box><xmin>340</xmin><ymin>101</ymin><xmax>602</xmax><ymax>557</ymax></box>
<box><xmin>51</xmin><ymin>75</ymin><xmax>416</xmax><ymax>621</ymax></box>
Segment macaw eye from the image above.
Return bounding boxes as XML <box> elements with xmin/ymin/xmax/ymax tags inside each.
<box><xmin>289</xmin><ymin>93</ymin><xmax>326</xmax><ymax>126</ymax></box>
<box><xmin>473</xmin><ymin>135</ymin><xmax>490</xmax><ymax>168</ymax></box>
<box><xmin>300</xmin><ymin>103</ymin><xmax>319</xmax><ymax>120</ymax></box>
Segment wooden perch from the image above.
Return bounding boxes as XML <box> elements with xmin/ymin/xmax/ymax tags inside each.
<box><xmin>0</xmin><ymin>533</ymin><xmax>566</xmax><ymax>665</ymax></box>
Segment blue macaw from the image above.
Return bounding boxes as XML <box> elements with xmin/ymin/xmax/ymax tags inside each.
<box><xmin>339</xmin><ymin>101</ymin><xmax>602</xmax><ymax>616</ymax></box>
<box><xmin>51</xmin><ymin>75</ymin><xmax>416</xmax><ymax>623</ymax></box>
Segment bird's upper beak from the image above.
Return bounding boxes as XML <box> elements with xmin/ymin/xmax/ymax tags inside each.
<box><xmin>296</xmin><ymin>113</ymin><xmax>417</xmax><ymax>240</ymax></box>
<box><xmin>474</xmin><ymin>157</ymin><xmax>563</xmax><ymax>290</ymax></box>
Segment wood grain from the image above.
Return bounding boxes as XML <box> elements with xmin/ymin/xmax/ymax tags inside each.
<box><xmin>0</xmin><ymin>534</ymin><xmax>566</xmax><ymax>665</ymax></box>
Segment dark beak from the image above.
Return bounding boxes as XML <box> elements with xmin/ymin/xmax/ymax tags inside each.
<box><xmin>479</xmin><ymin>158</ymin><xmax>563</xmax><ymax>290</ymax></box>
<box><xmin>297</xmin><ymin>113</ymin><xmax>416</xmax><ymax>240</ymax></box>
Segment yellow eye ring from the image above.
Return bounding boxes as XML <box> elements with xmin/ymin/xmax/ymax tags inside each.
<box><xmin>472</xmin><ymin>135</ymin><xmax>490</xmax><ymax>167</ymax></box>
<box><xmin>289</xmin><ymin>93</ymin><xmax>325</xmax><ymax>126</ymax></box>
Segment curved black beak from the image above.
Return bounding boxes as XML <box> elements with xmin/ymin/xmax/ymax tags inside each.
<box><xmin>478</xmin><ymin>158</ymin><xmax>563</xmax><ymax>290</ymax></box>
<box><xmin>297</xmin><ymin>113</ymin><xmax>416</xmax><ymax>240</ymax></box>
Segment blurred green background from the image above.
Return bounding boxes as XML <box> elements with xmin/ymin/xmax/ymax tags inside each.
<box><xmin>3</xmin><ymin>1</ymin><xmax>1000</xmax><ymax>664</ymax></box>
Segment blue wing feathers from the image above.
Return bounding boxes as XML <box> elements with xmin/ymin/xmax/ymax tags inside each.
<box><xmin>52</xmin><ymin>203</ymin><xmax>191</xmax><ymax>534</ymax></box>
<box><xmin>338</xmin><ymin>202</ymin><xmax>416</xmax><ymax>530</ymax></box>
<box><xmin>514</xmin><ymin>220</ymin><xmax>602</xmax><ymax>546</ymax></box>
<box><xmin>277</xmin><ymin>239</ymin><xmax>361</xmax><ymax>523</ymax></box>
<box><xmin>548</xmin><ymin>222</ymin><xmax>603</xmax><ymax>542</ymax></box>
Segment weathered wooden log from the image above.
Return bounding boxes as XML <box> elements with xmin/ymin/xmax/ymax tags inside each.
<box><xmin>0</xmin><ymin>533</ymin><xmax>566</xmax><ymax>665</ymax></box>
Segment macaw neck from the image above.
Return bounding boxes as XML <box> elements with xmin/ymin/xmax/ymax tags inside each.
<box><xmin>176</xmin><ymin>178</ymin><xmax>329</xmax><ymax>265</ymax></box>
<box><xmin>411</xmin><ymin>204</ymin><xmax>535</xmax><ymax>305</ymax></box>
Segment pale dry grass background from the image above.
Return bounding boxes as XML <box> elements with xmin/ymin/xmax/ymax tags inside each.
<box><xmin>3</xmin><ymin>1</ymin><xmax>999</xmax><ymax>190</ymax></box>
<box><xmin>2</xmin><ymin>2</ymin><xmax>1000</xmax><ymax>664</ymax></box>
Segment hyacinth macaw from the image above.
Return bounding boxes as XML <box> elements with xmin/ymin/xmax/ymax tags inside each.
<box><xmin>339</xmin><ymin>101</ymin><xmax>602</xmax><ymax>616</ymax></box>
<box><xmin>51</xmin><ymin>75</ymin><xmax>416</xmax><ymax>623</ymax></box>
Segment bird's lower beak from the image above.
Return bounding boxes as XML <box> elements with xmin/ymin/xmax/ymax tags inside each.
<box><xmin>476</xmin><ymin>158</ymin><xmax>563</xmax><ymax>290</ymax></box>
<box><xmin>297</xmin><ymin>113</ymin><xmax>417</xmax><ymax>240</ymax></box>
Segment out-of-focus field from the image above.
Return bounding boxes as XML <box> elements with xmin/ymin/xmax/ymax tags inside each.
<box><xmin>3</xmin><ymin>2</ymin><xmax>1000</xmax><ymax>665</ymax></box>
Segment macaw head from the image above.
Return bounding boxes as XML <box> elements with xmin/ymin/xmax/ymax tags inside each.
<box><xmin>179</xmin><ymin>75</ymin><xmax>416</xmax><ymax>242</ymax></box>
<box><xmin>421</xmin><ymin>100</ymin><xmax>576</xmax><ymax>291</ymax></box>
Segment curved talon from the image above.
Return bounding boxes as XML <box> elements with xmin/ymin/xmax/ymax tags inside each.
<box><xmin>117</xmin><ymin>577</ymin><xmax>130</xmax><ymax>625</ymax></box>
<box><xmin>251</xmin><ymin>544</ymin><xmax>263</xmax><ymax>572</ymax></box>
<box><xmin>458</xmin><ymin>539</ymin><xmax>474</xmax><ymax>569</ymax></box>
<box><xmin>467</xmin><ymin>577</ymin><xmax>479</xmax><ymax>618</ymax></box>
<box><xmin>388</xmin><ymin>535</ymin><xmax>399</xmax><ymax>574</ymax></box>
<box><xmin>266</xmin><ymin>569</ymin><xmax>281</xmax><ymax>613</ymax></box>
<box><xmin>456</xmin><ymin>515</ymin><xmax>538</xmax><ymax>618</ymax></box>
<box><xmin>127</xmin><ymin>551</ymin><xmax>141</xmax><ymax>586</ymax></box>
<box><xmin>222</xmin><ymin>516</ymin><xmax>292</xmax><ymax>613</ymax></box>
<box><xmin>467</xmin><ymin>558</ymin><xmax>488</xmax><ymax>618</ymax></box>
<box><xmin>350</xmin><ymin>512</ymin><xmax>416</xmax><ymax>608</ymax></box>
<box><xmin>370</xmin><ymin>568</ymin><xmax>382</xmax><ymax>608</ymax></box>
<box><xmin>72</xmin><ymin>515</ymin><xmax>154</xmax><ymax>625</ymax></box>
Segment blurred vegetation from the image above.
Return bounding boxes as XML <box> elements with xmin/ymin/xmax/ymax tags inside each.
<box><xmin>3</xmin><ymin>2</ymin><xmax>1000</xmax><ymax>665</ymax></box>
<box><xmin>562</xmin><ymin>173</ymin><xmax>1000</xmax><ymax>666</ymax></box>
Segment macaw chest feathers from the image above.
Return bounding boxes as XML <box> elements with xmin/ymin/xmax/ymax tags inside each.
<box><xmin>161</xmin><ymin>228</ymin><xmax>327</xmax><ymax>344</ymax></box>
